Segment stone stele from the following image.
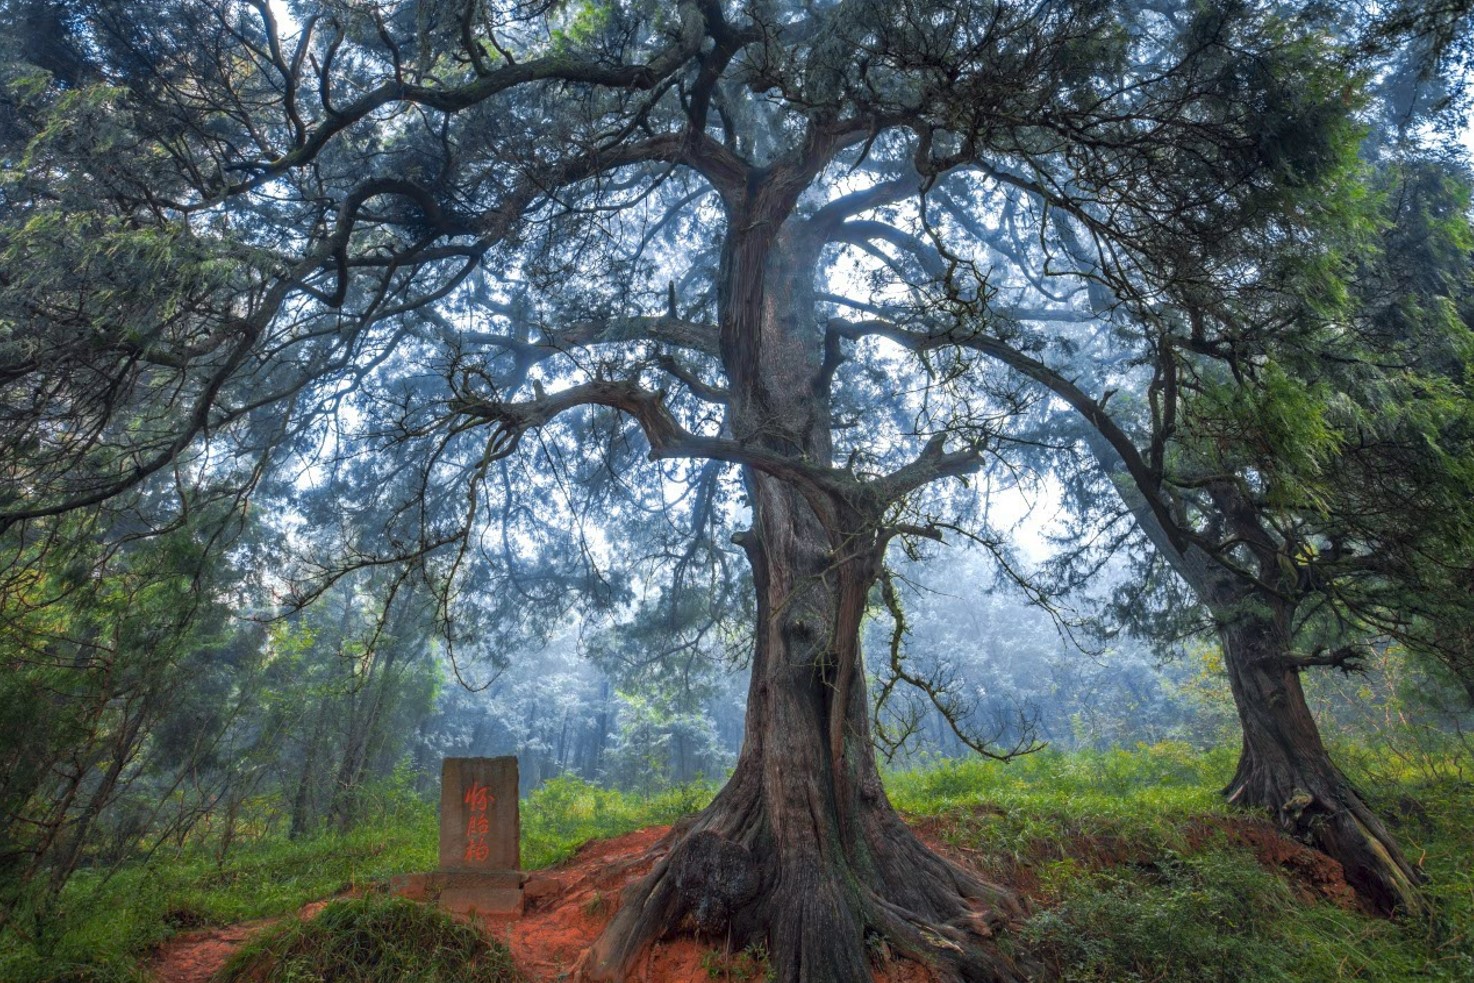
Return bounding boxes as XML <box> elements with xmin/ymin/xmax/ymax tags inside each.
<box><xmin>440</xmin><ymin>755</ymin><xmax>520</xmax><ymax>872</ymax></box>
<box><xmin>392</xmin><ymin>756</ymin><xmax>523</xmax><ymax>917</ymax></box>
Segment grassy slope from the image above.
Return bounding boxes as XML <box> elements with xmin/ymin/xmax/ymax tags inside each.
<box><xmin>3</xmin><ymin>745</ymin><xmax>1469</xmax><ymax>982</ymax></box>
<box><xmin>888</xmin><ymin>743</ymin><xmax>1473</xmax><ymax>981</ymax></box>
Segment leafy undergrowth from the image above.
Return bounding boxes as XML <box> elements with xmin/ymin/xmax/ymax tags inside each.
<box><xmin>892</xmin><ymin>742</ymin><xmax>1474</xmax><ymax>982</ymax></box>
<box><xmin>211</xmin><ymin>896</ymin><xmax>522</xmax><ymax>983</ymax></box>
<box><xmin>0</xmin><ymin>818</ymin><xmax>437</xmax><ymax>983</ymax></box>
<box><xmin>4</xmin><ymin>744</ymin><xmax>1471</xmax><ymax>983</ymax></box>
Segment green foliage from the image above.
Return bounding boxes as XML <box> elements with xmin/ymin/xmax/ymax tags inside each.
<box><xmin>258</xmin><ymin>581</ymin><xmax>445</xmax><ymax>840</ymax></box>
<box><xmin>1182</xmin><ymin>360</ymin><xmax>1347</xmax><ymax>513</ymax></box>
<box><xmin>904</xmin><ymin>743</ymin><xmax>1474</xmax><ymax>983</ymax></box>
<box><xmin>1303</xmin><ymin>642</ymin><xmax>1474</xmax><ymax>785</ymax></box>
<box><xmin>0</xmin><ymin>814</ymin><xmax>436</xmax><ymax>983</ymax></box>
<box><xmin>548</xmin><ymin>2</ymin><xmax>614</xmax><ymax>53</ymax></box>
<box><xmin>521</xmin><ymin>773</ymin><xmax>716</xmax><ymax>869</ymax></box>
<box><xmin>0</xmin><ymin>516</ymin><xmax>257</xmax><ymax>932</ymax></box>
<box><xmin>0</xmin><ymin>74</ymin><xmax>246</xmax><ymax>398</ymax></box>
<box><xmin>213</xmin><ymin>896</ymin><xmax>522</xmax><ymax>983</ymax></box>
<box><xmin>600</xmin><ymin>690</ymin><xmax>731</xmax><ymax>794</ymax></box>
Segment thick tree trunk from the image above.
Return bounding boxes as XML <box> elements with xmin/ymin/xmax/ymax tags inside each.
<box><xmin>583</xmin><ymin>212</ymin><xmax>1026</xmax><ymax>982</ymax></box>
<box><xmin>583</xmin><ymin>480</ymin><xmax>1026</xmax><ymax>982</ymax></box>
<box><xmin>1219</xmin><ymin>610</ymin><xmax>1425</xmax><ymax>916</ymax></box>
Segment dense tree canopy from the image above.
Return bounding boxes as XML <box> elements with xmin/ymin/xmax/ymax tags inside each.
<box><xmin>2</xmin><ymin>2</ymin><xmax>1473</xmax><ymax>981</ymax></box>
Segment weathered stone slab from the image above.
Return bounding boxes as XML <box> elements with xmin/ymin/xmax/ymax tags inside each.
<box><xmin>439</xmin><ymin>874</ymin><xmax>524</xmax><ymax>918</ymax></box>
<box><xmin>521</xmin><ymin>873</ymin><xmax>565</xmax><ymax>903</ymax></box>
<box><xmin>389</xmin><ymin>870</ymin><xmax>524</xmax><ymax>916</ymax></box>
<box><xmin>439</xmin><ymin>756</ymin><xmax>519</xmax><ymax>873</ymax></box>
<box><xmin>388</xmin><ymin>757</ymin><xmax>525</xmax><ymax>919</ymax></box>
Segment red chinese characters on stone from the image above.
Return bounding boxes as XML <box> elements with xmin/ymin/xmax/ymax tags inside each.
<box><xmin>462</xmin><ymin>781</ymin><xmax>495</xmax><ymax>864</ymax></box>
<box><xmin>464</xmin><ymin>782</ymin><xmax>491</xmax><ymax>812</ymax></box>
<box><xmin>440</xmin><ymin>757</ymin><xmax>518</xmax><ymax>873</ymax></box>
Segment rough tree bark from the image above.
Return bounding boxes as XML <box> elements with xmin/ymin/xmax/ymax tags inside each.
<box><xmin>583</xmin><ymin>483</ymin><xmax>1027</xmax><ymax>983</ymax></box>
<box><xmin>582</xmin><ymin>198</ymin><xmax>1028</xmax><ymax>982</ymax></box>
<box><xmin>1209</xmin><ymin>484</ymin><xmax>1426</xmax><ymax>917</ymax></box>
<box><xmin>1217</xmin><ymin>603</ymin><xmax>1426</xmax><ymax>916</ymax></box>
<box><xmin>1088</xmin><ymin>437</ymin><xmax>1425</xmax><ymax>916</ymax></box>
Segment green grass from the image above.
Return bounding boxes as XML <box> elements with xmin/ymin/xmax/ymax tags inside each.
<box><xmin>891</xmin><ymin>741</ymin><xmax>1474</xmax><ymax>982</ymax></box>
<box><xmin>1014</xmin><ymin>843</ymin><xmax>1474</xmax><ymax>982</ymax></box>
<box><xmin>521</xmin><ymin>773</ymin><xmax>719</xmax><ymax>869</ymax></box>
<box><xmin>212</xmin><ymin>895</ymin><xmax>522</xmax><ymax>983</ymax></box>
<box><xmin>887</xmin><ymin>741</ymin><xmax>1237</xmax><ymax>819</ymax></box>
<box><xmin>3</xmin><ymin>745</ymin><xmax>1471</xmax><ymax>983</ymax></box>
<box><xmin>0</xmin><ymin>817</ymin><xmax>438</xmax><ymax>983</ymax></box>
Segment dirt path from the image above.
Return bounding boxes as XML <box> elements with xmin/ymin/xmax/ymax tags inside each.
<box><xmin>148</xmin><ymin>901</ymin><xmax>334</xmax><ymax>983</ymax></box>
<box><xmin>148</xmin><ymin>920</ymin><xmax>270</xmax><ymax>983</ymax></box>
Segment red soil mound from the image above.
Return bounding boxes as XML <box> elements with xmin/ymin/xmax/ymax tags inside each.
<box><xmin>149</xmin><ymin>808</ymin><xmax>1359</xmax><ymax>983</ymax></box>
<box><xmin>1188</xmin><ymin>816</ymin><xmax>1364</xmax><ymax>910</ymax></box>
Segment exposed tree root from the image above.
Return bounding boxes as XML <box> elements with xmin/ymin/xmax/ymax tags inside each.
<box><xmin>1226</xmin><ymin>747</ymin><xmax>1426</xmax><ymax>917</ymax></box>
<box><xmin>1218</xmin><ymin>613</ymin><xmax>1428</xmax><ymax>918</ymax></box>
<box><xmin>580</xmin><ymin>766</ymin><xmax>1031</xmax><ymax>983</ymax></box>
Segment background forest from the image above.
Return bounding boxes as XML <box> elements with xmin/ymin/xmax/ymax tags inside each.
<box><xmin>3</xmin><ymin>0</ymin><xmax>1474</xmax><ymax>981</ymax></box>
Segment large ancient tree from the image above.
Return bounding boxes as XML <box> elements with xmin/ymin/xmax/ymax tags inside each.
<box><xmin>0</xmin><ymin>1</ymin><xmax>1417</xmax><ymax>979</ymax></box>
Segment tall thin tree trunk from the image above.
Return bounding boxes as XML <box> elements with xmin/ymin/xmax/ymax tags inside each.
<box><xmin>556</xmin><ymin>711</ymin><xmax>570</xmax><ymax>773</ymax></box>
<box><xmin>46</xmin><ymin>695</ymin><xmax>149</xmax><ymax>898</ymax></box>
<box><xmin>330</xmin><ymin>648</ymin><xmax>398</xmax><ymax>833</ymax></box>
<box><xmin>585</xmin><ymin>677</ymin><xmax>612</xmax><ymax>779</ymax></box>
<box><xmin>290</xmin><ymin>708</ymin><xmax>327</xmax><ymax>840</ymax></box>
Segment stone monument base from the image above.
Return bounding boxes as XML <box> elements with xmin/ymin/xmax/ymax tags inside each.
<box><xmin>389</xmin><ymin>869</ymin><xmax>524</xmax><ymax>917</ymax></box>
